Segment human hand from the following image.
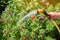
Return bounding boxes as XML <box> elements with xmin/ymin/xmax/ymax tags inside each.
<box><xmin>47</xmin><ymin>12</ymin><xmax>60</xmax><ymax>19</ymax></box>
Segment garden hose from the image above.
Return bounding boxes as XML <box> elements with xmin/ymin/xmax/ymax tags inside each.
<box><xmin>51</xmin><ymin>20</ymin><xmax>60</xmax><ymax>33</ymax></box>
<box><xmin>38</xmin><ymin>9</ymin><xmax>60</xmax><ymax>33</ymax></box>
<box><xmin>17</xmin><ymin>9</ymin><xmax>60</xmax><ymax>33</ymax></box>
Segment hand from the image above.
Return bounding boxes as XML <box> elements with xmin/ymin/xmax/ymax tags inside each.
<box><xmin>47</xmin><ymin>12</ymin><xmax>60</xmax><ymax>19</ymax></box>
<box><xmin>37</xmin><ymin>9</ymin><xmax>60</xmax><ymax>19</ymax></box>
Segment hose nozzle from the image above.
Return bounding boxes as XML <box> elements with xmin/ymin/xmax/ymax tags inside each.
<box><xmin>37</xmin><ymin>9</ymin><xmax>44</xmax><ymax>14</ymax></box>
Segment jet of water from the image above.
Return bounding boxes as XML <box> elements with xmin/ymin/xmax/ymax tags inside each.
<box><xmin>17</xmin><ymin>10</ymin><xmax>37</xmax><ymax>24</ymax></box>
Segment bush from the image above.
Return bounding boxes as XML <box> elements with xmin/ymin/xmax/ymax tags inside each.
<box><xmin>0</xmin><ymin>0</ymin><xmax>60</xmax><ymax>40</ymax></box>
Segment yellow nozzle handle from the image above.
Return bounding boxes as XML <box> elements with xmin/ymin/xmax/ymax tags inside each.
<box><xmin>37</xmin><ymin>9</ymin><xmax>44</xmax><ymax>14</ymax></box>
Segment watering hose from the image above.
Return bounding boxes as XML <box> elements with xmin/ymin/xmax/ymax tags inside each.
<box><xmin>51</xmin><ymin>20</ymin><xmax>60</xmax><ymax>33</ymax></box>
<box><xmin>37</xmin><ymin>9</ymin><xmax>60</xmax><ymax>33</ymax></box>
<box><xmin>17</xmin><ymin>9</ymin><xmax>60</xmax><ymax>33</ymax></box>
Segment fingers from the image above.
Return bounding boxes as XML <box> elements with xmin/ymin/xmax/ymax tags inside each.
<box><xmin>47</xmin><ymin>12</ymin><xmax>60</xmax><ymax>19</ymax></box>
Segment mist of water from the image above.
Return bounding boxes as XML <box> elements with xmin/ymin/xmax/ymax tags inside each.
<box><xmin>17</xmin><ymin>10</ymin><xmax>37</xmax><ymax>24</ymax></box>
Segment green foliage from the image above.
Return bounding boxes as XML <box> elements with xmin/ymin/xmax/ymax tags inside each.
<box><xmin>0</xmin><ymin>0</ymin><xmax>60</xmax><ymax>40</ymax></box>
